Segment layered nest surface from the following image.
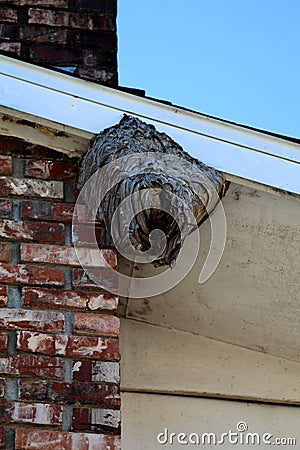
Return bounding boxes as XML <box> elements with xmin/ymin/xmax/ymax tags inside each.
<box><xmin>78</xmin><ymin>115</ymin><xmax>227</xmax><ymax>267</ymax></box>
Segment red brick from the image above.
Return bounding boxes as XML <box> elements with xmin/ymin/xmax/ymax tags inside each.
<box><xmin>0</xmin><ymin>354</ymin><xmax>64</xmax><ymax>379</ymax></box>
<box><xmin>74</xmin><ymin>313</ymin><xmax>119</xmax><ymax>337</ymax></box>
<box><xmin>76</xmin><ymin>67</ymin><xmax>116</xmax><ymax>83</ymax></box>
<box><xmin>72</xmin><ymin>360</ymin><xmax>119</xmax><ymax>384</ymax></box>
<box><xmin>0</xmin><ymin>401</ymin><xmax>62</xmax><ymax>426</ymax></box>
<box><xmin>76</xmin><ymin>30</ymin><xmax>116</xmax><ymax>49</ymax></box>
<box><xmin>28</xmin><ymin>8</ymin><xmax>115</xmax><ymax>31</ymax></box>
<box><xmin>73</xmin><ymin>203</ymin><xmax>100</xmax><ymax>223</ymax></box>
<box><xmin>19</xmin><ymin>379</ymin><xmax>120</xmax><ymax>408</ymax></box>
<box><xmin>73</xmin><ymin>267</ymin><xmax>118</xmax><ymax>291</ymax></box>
<box><xmin>22</xmin><ymin>200</ymin><xmax>72</xmax><ymax>222</ymax></box>
<box><xmin>0</xmin><ymin>332</ymin><xmax>7</xmax><ymax>353</ymax></box>
<box><xmin>17</xmin><ymin>331</ymin><xmax>120</xmax><ymax>361</ymax></box>
<box><xmin>0</xmin><ymin>136</ymin><xmax>69</xmax><ymax>160</ymax></box>
<box><xmin>74</xmin><ymin>0</ymin><xmax>117</xmax><ymax>13</ymax></box>
<box><xmin>0</xmin><ymin>263</ymin><xmax>64</xmax><ymax>286</ymax></box>
<box><xmin>0</xmin><ymin>23</ymin><xmax>20</xmax><ymax>40</ymax></box>
<box><xmin>0</xmin><ymin>199</ymin><xmax>12</xmax><ymax>219</ymax></box>
<box><xmin>81</xmin><ymin>48</ymin><xmax>116</xmax><ymax>67</ymax></box>
<box><xmin>72</xmin><ymin>407</ymin><xmax>120</xmax><ymax>433</ymax></box>
<box><xmin>0</xmin><ymin>426</ymin><xmax>4</xmax><ymax>449</ymax></box>
<box><xmin>0</xmin><ymin>41</ymin><xmax>21</xmax><ymax>55</ymax></box>
<box><xmin>0</xmin><ymin>1</ymin><xmax>68</xmax><ymax>6</ymax></box>
<box><xmin>0</xmin><ymin>156</ymin><xmax>12</xmax><ymax>176</ymax></box>
<box><xmin>0</xmin><ymin>285</ymin><xmax>7</xmax><ymax>307</ymax></box>
<box><xmin>23</xmin><ymin>287</ymin><xmax>118</xmax><ymax>313</ymax></box>
<box><xmin>21</xmin><ymin>243</ymin><xmax>117</xmax><ymax>268</ymax></box>
<box><xmin>25</xmin><ymin>160</ymin><xmax>77</xmax><ymax>182</ymax></box>
<box><xmin>0</xmin><ymin>8</ymin><xmax>18</xmax><ymax>23</ymax></box>
<box><xmin>15</xmin><ymin>429</ymin><xmax>121</xmax><ymax>450</ymax></box>
<box><xmin>0</xmin><ymin>309</ymin><xmax>64</xmax><ymax>332</ymax></box>
<box><xmin>0</xmin><ymin>378</ymin><xmax>5</xmax><ymax>397</ymax></box>
<box><xmin>0</xmin><ymin>220</ymin><xmax>65</xmax><ymax>243</ymax></box>
<box><xmin>72</xmin><ymin>224</ymin><xmax>105</xmax><ymax>246</ymax></box>
<box><xmin>0</xmin><ymin>177</ymin><xmax>63</xmax><ymax>199</ymax></box>
<box><xmin>20</xmin><ymin>26</ymin><xmax>67</xmax><ymax>44</ymax></box>
<box><xmin>22</xmin><ymin>201</ymin><xmax>97</xmax><ymax>224</ymax></box>
<box><xmin>0</xmin><ymin>243</ymin><xmax>10</xmax><ymax>262</ymax></box>
<box><xmin>29</xmin><ymin>45</ymin><xmax>81</xmax><ymax>64</ymax></box>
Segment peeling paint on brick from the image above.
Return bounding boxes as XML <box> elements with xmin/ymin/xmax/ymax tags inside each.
<box><xmin>0</xmin><ymin>143</ymin><xmax>120</xmax><ymax>444</ymax></box>
<box><xmin>15</xmin><ymin>429</ymin><xmax>121</xmax><ymax>450</ymax></box>
<box><xmin>0</xmin><ymin>177</ymin><xmax>63</xmax><ymax>199</ymax></box>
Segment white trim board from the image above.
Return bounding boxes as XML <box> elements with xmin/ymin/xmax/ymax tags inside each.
<box><xmin>1</xmin><ymin>55</ymin><xmax>300</xmax><ymax>195</ymax></box>
<box><xmin>121</xmin><ymin>319</ymin><xmax>300</xmax><ymax>405</ymax></box>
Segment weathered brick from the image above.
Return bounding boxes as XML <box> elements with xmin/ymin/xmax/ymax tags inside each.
<box><xmin>72</xmin><ymin>407</ymin><xmax>121</xmax><ymax>433</ymax></box>
<box><xmin>0</xmin><ymin>426</ymin><xmax>4</xmax><ymax>449</ymax></box>
<box><xmin>0</xmin><ymin>136</ymin><xmax>69</xmax><ymax>161</ymax></box>
<box><xmin>15</xmin><ymin>429</ymin><xmax>121</xmax><ymax>450</ymax></box>
<box><xmin>25</xmin><ymin>160</ymin><xmax>77</xmax><ymax>182</ymax></box>
<box><xmin>0</xmin><ymin>354</ymin><xmax>64</xmax><ymax>379</ymax></box>
<box><xmin>0</xmin><ymin>309</ymin><xmax>64</xmax><ymax>332</ymax></box>
<box><xmin>29</xmin><ymin>45</ymin><xmax>81</xmax><ymax>64</ymax></box>
<box><xmin>0</xmin><ymin>219</ymin><xmax>65</xmax><ymax>243</ymax></box>
<box><xmin>73</xmin><ymin>267</ymin><xmax>118</xmax><ymax>291</ymax></box>
<box><xmin>0</xmin><ymin>1</ymin><xmax>68</xmax><ymax>6</ymax></box>
<box><xmin>81</xmin><ymin>48</ymin><xmax>116</xmax><ymax>67</ymax></box>
<box><xmin>22</xmin><ymin>200</ymin><xmax>72</xmax><ymax>222</ymax></box>
<box><xmin>0</xmin><ymin>199</ymin><xmax>12</xmax><ymax>219</ymax></box>
<box><xmin>19</xmin><ymin>379</ymin><xmax>120</xmax><ymax>408</ymax></box>
<box><xmin>22</xmin><ymin>200</ymin><xmax>97</xmax><ymax>224</ymax></box>
<box><xmin>17</xmin><ymin>331</ymin><xmax>120</xmax><ymax>361</ymax></box>
<box><xmin>0</xmin><ymin>242</ymin><xmax>10</xmax><ymax>262</ymax></box>
<box><xmin>0</xmin><ymin>23</ymin><xmax>19</xmax><ymax>40</ymax></box>
<box><xmin>0</xmin><ymin>263</ymin><xmax>64</xmax><ymax>286</ymax></box>
<box><xmin>76</xmin><ymin>66</ymin><xmax>116</xmax><ymax>83</ymax></box>
<box><xmin>72</xmin><ymin>203</ymin><xmax>103</xmax><ymax>224</ymax></box>
<box><xmin>23</xmin><ymin>287</ymin><xmax>118</xmax><ymax>313</ymax></box>
<box><xmin>28</xmin><ymin>8</ymin><xmax>115</xmax><ymax>31</ymax></box>
<box><xmin>74</xmin><ymin>0</ymin><xmax>117</xmax><ymax>14</ymax></box>
<box><xmin>72</xmin><ymin>360</ymin><xmax>119</xmax><ymax>384</ymax></box>
<box><xmin>20</xmin><ymin>26</ymin><xmax>67</xmax><ymax>44</ymax></box>
<box><xmin>0</xmin><ymin>177</ymin><xmax>63</xmax><ymax>199</ymax></box>
<box><xmin>21</xmin><ymin>243</ymin><xmax>117</xmax><ymax>268</ymax></box>
<box><xmin>74</xmin><ymin>313</ymin><xmax>119</xmax><ymax>337</ymax></box>
<box><xmin>20</xmin><ymin>243</ymin><xmax>82</xmax><ymax>266</ymax></box>
<box><xmin>0</xmin><ymin>285</ymin><xmax>8</xmax><ymax>307</ymax></box>
<box><xmin>0</xmin><ymin>7</ymin><xmax>18</xmax><ymax>23</ymax></box>
<box><xmin>0</xmin><ymin>332</ymin><xmax>7</xmax><ymax>353</ymax></box>
<box><xmin>0</xmin><ymin>401</ymin><xmax>62</xmax><ymax>426</ymax></box>
<box><xmin>76</xmin><ymin>30</ymin><xmax>116</xmax><ymax>49</ymax></box>
<box><xmin>0</xmin><ymin>156</ymin><xmax>12</xmax><ymax>176</ymax></box>
<box><xmin>72</xmin><ymin>224</ymin><xmax>105</xmax><ymax>246</ymax></box>
<box><xmin>0</xmin><ymin>41</ymin><xmax>20</xmax><ymax>55</ymax></box>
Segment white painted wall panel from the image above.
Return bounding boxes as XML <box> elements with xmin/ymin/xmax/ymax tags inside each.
<box><xmin>122</xmin><ymin>393</ymin><xmax>300</xmax><ymax>449</ymax></box>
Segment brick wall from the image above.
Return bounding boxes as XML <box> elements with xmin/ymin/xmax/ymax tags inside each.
<box><xmin>0</xmin><ymin>137</ymin><xmax>121</xmax><ymax>449</ymax></box>
<box><xmin>0</xmin><ymin>0</ymin><xmax>118</xmax><ymax>85</ymax></box>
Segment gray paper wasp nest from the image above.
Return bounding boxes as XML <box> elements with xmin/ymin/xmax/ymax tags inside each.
<box><xmin>78</xmin><ymin>115</ymin><xmax>227</xmax><ymax>267</ymax></box>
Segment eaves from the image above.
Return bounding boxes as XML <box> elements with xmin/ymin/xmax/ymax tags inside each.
<box><xmin>1</xmin><ymin>55</ymin><xmax>299</xmax><ymax>197</ymax></box>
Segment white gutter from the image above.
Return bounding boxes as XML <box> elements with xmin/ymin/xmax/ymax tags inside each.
<box><xmin>1</xmin><ymin>55</ymin><xmax>300</xmax><ymax>195</ymax></box>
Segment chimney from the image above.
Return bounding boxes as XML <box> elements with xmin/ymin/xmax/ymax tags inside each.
<box><xmin>0</xmin><ymin>0</ymin><xmax>118</xmax><ymax>85</ymax></box>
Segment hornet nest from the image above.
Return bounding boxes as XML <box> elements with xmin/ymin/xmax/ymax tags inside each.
<box><xmin>77</xmin><ymin>115</ymin><xmax>227</xmax><ymax>267</ymax></box>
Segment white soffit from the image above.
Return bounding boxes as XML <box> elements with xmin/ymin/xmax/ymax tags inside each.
<box><xmin>1</xmin><ymin>55</ymin><xmax>300</xmax><ymax>195</ymax></box>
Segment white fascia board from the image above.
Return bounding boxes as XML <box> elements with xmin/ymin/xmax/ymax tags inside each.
<box><xmin>1</xmin><ymin>55</ymin><xmax>300</xmax><ymax>195</ymax></box>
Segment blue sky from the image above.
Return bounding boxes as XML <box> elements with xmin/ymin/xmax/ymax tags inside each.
<box><xmin>118</xmin><ymin>0</ymin><xmax>300</xmax><ymax>138</ymax></box>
